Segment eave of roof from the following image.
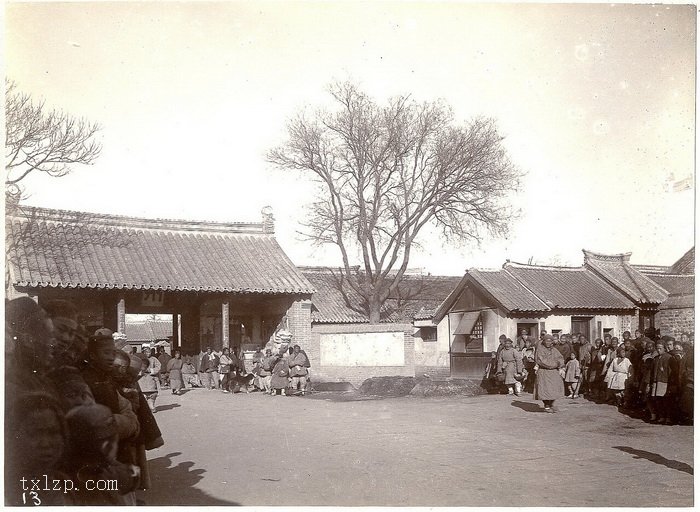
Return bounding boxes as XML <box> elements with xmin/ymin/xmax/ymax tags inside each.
<box><xmin>7</xmin><ymin>205</ymin><xmax>315</xmax><ymax>295</ymax></box>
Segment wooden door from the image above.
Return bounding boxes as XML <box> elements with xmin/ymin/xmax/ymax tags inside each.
<box><xmin>571</xmin><ymin>317</ymin><xmax>592</xmax><ymax>340</ymax></box>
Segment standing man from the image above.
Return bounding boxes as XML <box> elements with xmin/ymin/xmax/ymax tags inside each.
<box><xmin>157</xmin><ymin>348</ymin><xmax>171</xmax><ymax>389</ymax></box>
<box><xmin>81</xmin><ymin>328</ymin><xmax>140</xmax><ymax>447</ymax></box>
<box><xmin>557</xmin><ymin>334</ymin><xmax>573</xmax><ymax>361</ymax></box>
<box><xmin>199</xmin><ymin>347</ymin><xmax>219</xmax><ymax>390</ymax></box>
<box><xmin>577</xmin><ymin>335</ymin><xmax>593</xmax><ymax>397</ymax></box>
<box><xmin>288</xmin><ymin>345</ymin><xmax>311</xmax><ymax>396</ymax></box>
<box><xmin>516</xmin><ymin>329</ymin><xmax>529</xmax><ymax>351</ymax></box>
<box><xmin>533</xmin><ymin>334</ymin><xmax>565</xmax><ymax>413</ymax></box>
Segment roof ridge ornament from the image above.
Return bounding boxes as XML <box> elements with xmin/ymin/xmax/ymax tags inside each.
<box><xmin>582</xmin><ymin>249</ymin><xmax>632</xmax><ymax>263</ymax></box>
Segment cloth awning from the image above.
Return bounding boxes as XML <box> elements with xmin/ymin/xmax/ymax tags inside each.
<box><xmin>453</xmin><ymin>311</ymin><xmax>481</xmax><ymax>335</ymax></box>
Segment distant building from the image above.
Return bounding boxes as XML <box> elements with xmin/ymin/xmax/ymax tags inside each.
<box><xmin>123</xmin><ymin>319</ymin><xmax>173</xmax><ymax>353</ymax></box>
<box><xmin>434</xmin><ymin>250</ymin><xmax>672</xmax><ymax>378</ymax></box>
<box><xmin>6</xmin><ymin>206</ymin><xmax>314</xmax><ymax>355</ymax></box>
<box><xmin>638</xmin><ymin>247</ymin><xmax>695</xmax><ymax>338</ymax></box>
<box><xmin>301</xmin><ymin>267</ymin><xmax>461</xmax><ymax>386</ymax></box>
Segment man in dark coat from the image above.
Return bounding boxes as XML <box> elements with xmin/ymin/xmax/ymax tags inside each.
<box><xmin>199</xmin><ymin>347</ymin><xmax>219</xmax><ymax>390</ymax></box>
<box><xmin>556</xmin><ymin>334</ymin><xmax>573</xmax><ymax>361</ymax></box>
<box><xmin>81</xmin><ymin>329</ymin><xmax>139</xmax><ymax>445</ymax></box>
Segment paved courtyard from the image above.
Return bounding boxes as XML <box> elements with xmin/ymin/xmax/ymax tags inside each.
<box><xmin>138</xmin><ymin>387</ymin><xmax>693</xmax><ymax>506</ymax></box>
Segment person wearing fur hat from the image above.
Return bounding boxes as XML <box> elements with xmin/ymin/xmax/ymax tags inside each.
<box><xmin>112</xmin><ymin>352</ymin><xmax>163</xmax><ymax>491</ymax></box>
<box><xmin>81</xmin><ymin>328</ymin><xmax>140</xmax><ymax>443</ymax></box>
<box><xmin>5</xmin><ymin>297</ymin><xmax>57</xmax><ymax>399</ymax></box>
<box><xmin>534</xmin><ymin>334</ymin><xmax>565</xmax><ymax>412</ymax></box>
<box><xmin>61</xmin><ymin>404</ymin><xmax>141</xmax><ymax>505</ymax></box>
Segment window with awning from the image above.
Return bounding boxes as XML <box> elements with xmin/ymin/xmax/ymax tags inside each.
<box><xmin>452</xmin><ymin>311</ymin><xmax>484</xmax><ymax>353</ymax></box>
<box><xmin>454</xmin><ymin>311</ymin><xmax>481</xmax><ymax>335</ymax></box>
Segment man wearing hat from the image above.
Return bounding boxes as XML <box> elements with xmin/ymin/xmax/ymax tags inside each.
<box><xmin>81</xmin><ymin>328</ymin><xmax>140</xmax><ymax>443</ymax></box>
<box><xmin>533</xmin><ymin>334</ymin><xmax>565</xmax><ymax>412</ymax></box>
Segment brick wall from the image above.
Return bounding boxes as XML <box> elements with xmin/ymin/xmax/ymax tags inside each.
<box><xmin>287</xmin><ymin>298</ymin><xmax>312</xmax><ymax>349</ymax></box>
<box><xmin>308</xmin><ymin>323</ymin><xmax>415</xmax><ymax>387</ymax></box>
<box><xmin>656</xmin><ymin>307</ymin><xmax>695</xmax><ymax>338</ymax></box>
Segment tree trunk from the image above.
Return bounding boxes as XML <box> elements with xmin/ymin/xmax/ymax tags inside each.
<box><xmin>368</xmin><ymin>295</ymin><xmax>382</xmax><ymax>324</ymax></box>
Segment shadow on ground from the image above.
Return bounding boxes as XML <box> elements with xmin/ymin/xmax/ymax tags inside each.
<box><xmin>141</xmin><ymin>451</ymin><xmax>240</xmax><ymax>505</ymax></box>
<box><xmin>613</xmin><ymin>446</ymin><xmax>693</xmax><ymax>475</ymax></box>
<box><xmin>155</xmin><ymin>403</ymin><xmax>181</xmax><ymax>413</ymax></box>
<box><xmin>510</xmin><ymin>400</ymin><xmax>543</xmax><ymax>413</ymax></box>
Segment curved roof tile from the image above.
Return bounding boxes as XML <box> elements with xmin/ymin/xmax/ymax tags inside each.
<box><xmin>6</xmin><ymin>206</ymin><xmax>314</xmax><ymax>295</ymax></box>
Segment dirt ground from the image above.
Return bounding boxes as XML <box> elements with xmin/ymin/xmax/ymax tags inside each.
<box><xmin>137</xmin><ymin>387</ymin><xmax>693</xmax><ymax>507</ymax></box>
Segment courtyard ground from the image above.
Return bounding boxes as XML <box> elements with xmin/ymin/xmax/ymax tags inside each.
<box><xmin>137</xmin><ymin>387</ymin><xmax>693</xmax><ymax>507</ymax></box>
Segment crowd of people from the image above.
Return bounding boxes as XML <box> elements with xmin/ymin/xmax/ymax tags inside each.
<box><xmin>167</xmin><ymin>342</ymin><xmax>312</xmax><ymax>397</ymax></box>
<box><xmin>6</xmin><ymin>297</ymin><xmax>164</xmax><ymax>505</ymax></box>
<box><xmin>5</xmin><ymin>296</ymin><xmax>312</xmax><ymax>506</ymax></box>
<box><xmin>485</xmin><ymin>328</ymin><xmax>694</xmax><ymax>423</ymax></box>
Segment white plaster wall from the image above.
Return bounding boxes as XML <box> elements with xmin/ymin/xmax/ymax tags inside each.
<box><xmin>482</xmin><ymin>309</ymin><xmax>509</xmax><ymax>352</ymax></box>
<box><xmin>544</xmin><ymin>316</ymin><xmax>572</xmax><ymax>333</ymax></box>
<box><xmin>436</xmin><ymin>316</ymin><xmax>451</xmax><ymax>366</ymax></box>
<box><xmin>593</xmin><ymin>314</ymin><xmax>625</xmax><ymax>338</ymax></box>
<box><xmin>320</xmin><ymin>331</ymin><xmax>405</xmax><ymax>366</ymax></box>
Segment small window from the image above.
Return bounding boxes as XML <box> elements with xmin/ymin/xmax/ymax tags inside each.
<box><xmin>466</xmin><ymin>318</ymin><xmax>484</xmax><ymax>353</ymax></box>
<box><xmin>420</xmin><ymin>327</ymin><xmax>438</xmax><ymax>342</ymax></box>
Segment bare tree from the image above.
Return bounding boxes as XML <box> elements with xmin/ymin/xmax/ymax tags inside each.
<box><xmin>268</xmin><ymin>81</ymin><xmax>522</xmax><ymax>322</ymax></box>
<box><xmin>5</xmin><ymin>79</ymin><xmax>102</xmax><ymax>203</ymax></box>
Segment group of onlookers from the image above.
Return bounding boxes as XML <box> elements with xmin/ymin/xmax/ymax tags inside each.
<box><xmin>173</xmin><ymin>343</ymin><xmax>312</xmax><ymax>396</ymax></box>
<box><xmin>486</xmin><ymin>328</ymin><xmax>694</xmax><ymax>423</ymax></box>
<box><xmin>5</xmin><ymin>297</ymin><xmax>164</xmax><ymax>506</ymax></box>
<box><xmin>4</xmin><ymin>296</ymin><xmax>313</xmax><ymax>506</ymax></box>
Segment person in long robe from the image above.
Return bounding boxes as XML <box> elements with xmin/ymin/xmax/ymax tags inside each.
<box><xmin>564</xmin><ymin>352</ymin><xmax>581</xmax><ymax>398</ymax></box>
<box><xmin>534</xmin><ymin>334</ymin><xmax>565</xmax><ymax>413</ymax></box>
<box><xmin>270</xmin><ymin>355</ymin><xmax>289</xmax><ymax>396</ymax></box>
<box><xmin>497</xmin><ymin>338</ymin><xmax>524</xmax><ymax>396</ymax></box>
<box><xmin>649</xmin><ymin>341</ymin><xmax>674</xmax><ymax>424</ymax></box>
<box><xmin>166</xmin><ymin>350</ymin><xmax>184</xmax><ymax>395</ymax></box>
<box><xmin>288</xmin><ymin>344</ymin><xmax>311</xmax><ymax>395</ymax></box>
<box><xmin>607</xmin><ymin>347</ymin><xmax>633</xmax><ymax>406</ymax></box>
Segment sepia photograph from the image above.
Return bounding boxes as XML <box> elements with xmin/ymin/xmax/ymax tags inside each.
<box><xmin>4</xmin><ymin>1</ymin><xmax>695</xmax><ymax>507</ymax></box>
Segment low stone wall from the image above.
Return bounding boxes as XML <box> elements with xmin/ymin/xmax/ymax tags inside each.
<box><xmin>410</xmin><ymin>378</ymin><xmax>489</xmax><ymax>397</ymax></box>
<box><xmin>357</xmin><ymin>376</ymin><xmax>490</xmax><ymax>397</ymax></box>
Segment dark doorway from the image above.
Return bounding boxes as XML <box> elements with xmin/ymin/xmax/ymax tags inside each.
<box><xmin>517</xmin><ymin>322</ymin><xmax>538</xmax><ymax>339</ymax></box>
<box><xmin>571</xmin><ymin>317</ymin><xmax>592</xmax><ymax>340</ymax></box>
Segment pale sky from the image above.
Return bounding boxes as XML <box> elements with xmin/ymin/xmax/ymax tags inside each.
<box><xmin>5</xmin><ymin>2</ymin><xmax>696</xmax><ymax>275</ymax></box>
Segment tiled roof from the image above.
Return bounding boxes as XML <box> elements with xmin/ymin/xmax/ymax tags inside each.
<box><xmin>670</xmin><ymin>247</ymin><xmax>694</xmax><ymax>275</ymax></box>
<box><xmin>583</xmin><ymin>250</ymin><xmax>668</xmax><ymax>305</ymax></box>
<box><xmin>646</xmin><ymin>274</ymin><xmax>695</xmax><ymax>297</ymax></box>
<box><xmin>301</xmin><ymin>269</ymin><xmax>461</xmax><ymax>324</ymax></box>
<box><xmin>504</xmin><ymin>262</ymin><xmax>636</xmax><ymax>310</ymax></box>
<box><xmin>6</xmin><ymin>206</ymin><xmax>314</xmax><ymax>295</ymax></box>
<box><xmin>644</xmin><ymin>273</ymin><xmax>695</xmax><ymax>310</ymax></box>
<box><xmin>468</xmin><ymin>268</ymin><xmax>549</xmax><ymax>313</ymax></box>
<box><xmin>659</xmin><ymin>294</ymin><xmax>694</xmax><ymax>309</ymax></box>
<box><xmin>124</xmin><ymin>320</ymin><xmax>173</xmax><ymax>342</ymax></box>
<box><xmin>632</xmin><ymin>264</ymin><xmax>671</xmax><ymax>275</ymax></box>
